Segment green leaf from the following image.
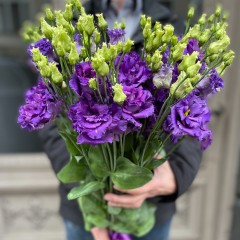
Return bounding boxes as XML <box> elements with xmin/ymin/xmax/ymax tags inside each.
<box><xmin>57</xmin><ymin>156</ymin><xmax>88</xmax><ymax>183</ymax></box>
<box><xmin>67</xmin><ymin>181</ymin><xmax>105</xmax><ymax>200</ymax></box>
<box><xmin>88</xmin><ymin>145</ymin><xmax>110</xmax><ymax>178</ymax></box>
<box><xmin>111</xmin><ymin>157</ymin><xmax>153</xmax><ymax>189</ymax></box>
<box><xmin>86</xmin><ymin>214</ymin><xmax>110</xmax><ymax>228</ymax></box>
<box><xmin>107</xmin><ymin>205</ymin><xmax>122</xmax><ymax>215</ymax></box>
<box><xmin>145</xmin><ymin>158</ymin><xmax>167</xmax><ymax>170</ymax></box>
<box><xmin>59</xmin><ymin>131</ymin><xmax>79</xmax><ymax>156</ymax></box>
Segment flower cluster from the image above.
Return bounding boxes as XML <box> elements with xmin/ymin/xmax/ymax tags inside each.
<box><xmin>18</xmin><ymin>80</ymin><xmax>61</xmax><ymax>131</ymax></box>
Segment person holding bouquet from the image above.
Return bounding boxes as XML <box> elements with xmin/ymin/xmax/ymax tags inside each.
<box><xmin>38</xmin><ymin>1</ymin><xmax>202</xmax><ymax>240</ymax></box>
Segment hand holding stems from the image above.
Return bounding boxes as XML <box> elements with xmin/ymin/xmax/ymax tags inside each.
<box><xmin>90</xmin><ymin>159</ymin><xmax>177</xmax><ymax>239</ymax></box>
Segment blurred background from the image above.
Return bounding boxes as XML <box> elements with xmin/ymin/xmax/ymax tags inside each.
<box><xmin>0</xmin><ymin>0</ymin><xmax>240</xmax><ymax>240</ymax></box>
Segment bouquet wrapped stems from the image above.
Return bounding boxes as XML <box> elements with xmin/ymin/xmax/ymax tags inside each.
<box><xmin>18</xmin><ymin>1</ymin><xmax>235</xmax><ymax>238</ymax></box>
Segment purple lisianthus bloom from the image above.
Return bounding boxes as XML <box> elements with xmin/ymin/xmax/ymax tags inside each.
<box><xmin>69</xmin><ymin>100</ymin><xmax>113</xmax><ymax>145</ymax></box>
<box><xmin>197</xmin><ymin>69</ymin><xmax>224</xmax><ymax>98</ymax></box>
<box><xmin>117</xmin><ymin>51</ymin><xmax>152</xmax><ymax>87</ymax></box>
<box><xmin>70</xmin><ymin>62</ymin><xmax>96</xmax><ymax>96</ymax></box>
<box><xmin>162</xmin><ymin>47</ymin><xmax>170</xmax><ymax>64</ymax></box>
<box><xmin>184</xmin><ymin>38</ymin><xmax>204</xmax><ymax>59</ymax></box>
<box><xmin>74</xmin><ymin>33</ymin><xmax>82</xmax><ymax>53</ymax></box>
<box><xmin>163</xmin><ymin>91</ymin><xmax>212</xmax><ymax>150</ymax></box>
<box><xmin>153</xmin><ymin>64</ymin><xmax>173</xmax><ymax>89</ymax></box>
<box><xmin>18</xmin><ymin>80</ymin><xmax>61</xmax><ymax>131</ymax></box>
<box><xmin>108</xmin><ymin>28</ymin><xmax>126</xmax><ymax>44</ymax></box>
<box><xmin>27</xmin><ymin>38</ymin><xmax>54</xmax><ymax>59</ymax></box>
<box><xmin>109</xmin><ymin>231</ymin><xmax>131</xmax><ymax>240</ymax></box>
<box><xmin>122</xmin><ymin>86</ymin><xmax>154</xmax><ymax>129</ymax></box>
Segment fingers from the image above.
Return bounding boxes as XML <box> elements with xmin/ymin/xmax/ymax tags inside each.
<box><xmin>113</xmin><ymin>183</ymin><xmax>151</xmax><ymax>195</ymax></box>
<box><xmin>91</xmin><ymin>227</ymin><xmax>110</xmax><ymax>240</ymax></box>
<box><xmin>104</xmin><ymin>193</ymin><xmax>146</xmax><ymax>208</ymax></box>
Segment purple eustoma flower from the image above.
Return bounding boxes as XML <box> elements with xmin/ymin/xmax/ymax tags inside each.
<box><xmin>197</xmin><ymin>69</ymin><xmax>224</xmax><ymax>98</ymax></box>
<box><xmin>108</xmin><ymin>28</ymin><xmax>126</xmax><ymax>44</ymax></box>
<box><xmin>163</xmin><ymin>91</ymin><xmax>212</xmax><ymax>150</ymax></box>
<box><xmin>117</xmin><ymin>52</ymin><xmax>152</xmax><ymax>87</ymax></box>
<box><xmin>74</xmin><ymin>33</ymin><xmax>82</xmax><ymax>53</ymax></box>
<box><xmin>109</xmin><ymin>231</ymin><xmax>132</xmax><ymax>240</ymax></box>
<box><xmin>18</xmin><ymin>80</ymin><xmax>61</xmax><ymax>131</ymax></box>
<box><xmin>122</xmin><ymin>86</ymin><xmax>154</xmax><ymax>129</ymax></box>
<box><xmin>184</xmin><ymin>38</ymin><xmax>204</xmax><ymax>59</ymax></box>
<box><xmin>69</xmin><ymin>100</ymin><xmax>127</xmax><ymax>145</ymax></box>
<box><xmin>27</xmin><ymin>38</ymin><xmax>54</xmax><ymax>60</ymax></box>
<box><xmin>70</xmin><ymin>62</ymin><xmax>96</xmax><ymax>96</ymax></box>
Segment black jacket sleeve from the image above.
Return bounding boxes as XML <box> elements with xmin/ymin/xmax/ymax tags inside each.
<box><xmin>164</xmin><ymin>137</ymin><xmax>202</xmax><ymax>201</ymax></box>
<box><xmin>38</xmin><ymin>123</ymin><xmax>78</xmax><ymax>190</ymax></box>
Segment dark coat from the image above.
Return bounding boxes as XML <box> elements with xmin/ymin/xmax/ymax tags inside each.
<box><xmin>39</xmin><ymin>0</ymin><xmax>202</xmax><ymax>227</ymax></box>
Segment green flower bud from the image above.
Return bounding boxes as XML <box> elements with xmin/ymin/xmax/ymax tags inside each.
<box><xmin>208</xmin><ymin>14</ymin><xmax>215</xmax><ymax>23</ymax></box>
<box><xmin>172</xmin><ymin>43</ymin><xmax>187</xmax><ymax>62</ymax></box>
<box><xmin>189</xmin><ymin>24</ymin><xmax>201</xmax><ymax>39</ymax></box>
<box><xmin>178</xmin><ymin>51</ymin><xmax>199</xmax><ymax>72</ymax></box>
<box><xmin>52</xmin><ymin>26</ymin><xmax>71</xmax><ymax>55</ymax></box>
<box><xmin>92</xmin><ymin>53</ymin><xmax>105</xmax><ymax>70</ymax></box>
<box><xmin>189</xmin><ymin>74</ymin><xmax>201</xmax><ymax>85</ymax></box>
<box><xmin>207</xmin><ymin>54</ymin><xmax>218</xmax><ymax>64</ymax></box>
<box><xmin>31</xmin><ymin>48</ymin><xmax>43</xmax><ymax>62</ymax></box>
<box><xmin>222</xmin><ymin>12</ymin><xmax>229</xmax><ymax>21</ymax></box>
<box><xmin>188</xmin><ymin>7</ymin><xmax>195</xmax><ymax>19</ymax></box>
<box><xmin>143</xmin><ymin>24</ymin><xmax>152</xmax><ymax>39</ymax></box>
<box><xmin>55</xmin><ymin>11</ymin><xmax>75</xmax><ymax>35</ymax></box>
<box><xmin>121</xmin><ymin>19</ymin><xmax>126</xmax><ymax>29</ymax></box>
<box><xmin>162</xmin><ymin>24</ymin><xmax>174</xmax><ymax>43</ymax></box>
<box><xmin>171</xmin><ymin>35</ymin><xmax>178</xmax><ymax>46</ymax></box>
<box><xmin>154</xmin><ymin>22</ymin><xmax>162</xmax><ymax>31</ymax></box>
<box><xmin>186</xmin><ymin>62</ymin><xmax>201</xmax><ymax>78</ymax></box>
<box><xmin>96</xmin><ymin>13</ymin><xmax>107</xmax><ymax>30</ymax></box>
<box><xmin>49</xmin><ymin>63</ymin><xmax>63</xmax><ymax>83</ymax></box>
<box><xmin>215</xmin><ymin>5</ymin><xmax>222</xmax><ymax>17</ymax></box>
<box><xmin>97</xmin><ymin>62</ymin><xmax>109</xmax><ymax>76</ymax></box>
<box><xmin>63</xmin><ymin>4</ymin><xmax>73</xmax><ymax>22</ymax></box>
<box><xmin>116</xmin><ymin>41</ymin><xmax>123</xmax><ymax>53</ymax></box>
<box><xmin>101</xmin><ymin>43</ymin><xmax>111</xmax><ymax>61</ymax></box>
<box><xmin>225</xmin><ymin>55</ymin><xmax>235</xmax><ymax>66</ymax></box>
<box><xmin>80</xmin><ymin>47</ymin><xmax>87</xmax><ymax>59</ymax></box>
<box><xmin>215</xmin><ymin>28</ymin><xmax>226</xmax><ymax>40</ymax></box>
<box><xmin>222</xmin><ymin>50</ymin><xmax>235</xmax><ymax>62</ymax></box>
<box><xmin>78</xmin><ymin>15</ymin><xmax>95</xmax><ymax>36</ymax></box>
<box><xmin>207</xmin><ymin>37</ymin><xmax>230</xmax><ymax>55</ymax></box>
<box><xmin>40</xmin><ymin>18</ymin><xmax>54</xmax><ymax>39</ymax></box>
<box><xmin>94</xmin><ymin>29</ymin><xmax>101</xmax><ymax>45</ymax></box>
<box><xmin>151</xmin><ymin>50</ymin><xmax>163</xmax><ymax>72</ymax></box>
<box><xmin>215</xmin><ymin>62</ymin><xmax>226</xmax><ymax>75</ymax></box>
<box><xmin>38</xmin><ymin>60</ymin><xmax>51</xmax><ymax>77</ymax></box>
<box><xmin>198</xmin><ymin>13</ymin><xmax>207</xmax><ymax>25</ymax></box>
<box><xmin>109</xmin><ymin>45</ymin><xmax>118</xmax><ymax>59</ymax></box>
<box><xmin>152</xmin><ymin>29</ymin><xmax>164</xmax><ymax>50</ymax></box>
<box><xmin>146</xmin><ymin>54</ymin><xmax>151</xmax><ymax>64</ymax></box>
<box><xmin>199</xmin><ymin>29</ymin><xmax>210</xmax><ymax>45</ymax></box>
<box><xmin>123</xmin><ymin>39</ymin><xmax>134</xmax><ymax>53</ymax></box>
<box><xmin>170</xmin><ymin>71</ymin><xmax>193</xmax><ymax>98</ymax></box>
<box><xmin>69</xmin><ymin>43</ymin><xmax>79</xmax><ymax>65</ymax></box>
<box><xmin>67</xmin><ymin>0</ymin><xmax>82</xmax><ymax>11</ymax></box>
<box><xmin>45</xmin><ymin>8</ymin><xmax>55</xmax><ymax>21</ymax></box>
<box><xmin>61</xmin><ymin>81</ymin><xmax>67</xmax><ymax>89</ymax></box>
<box><xmin>112</xmin><ymin>83</ymin><xmax>127</xmax><ymax>104</ymax></box>
<box><xmin>89</xmin><ymin>78</ymin><xmax>97</xmax><ymax>90</ymax></box>
<box><xmin>140</xmin><ymin>15</ymin><xmax>147</xmax><ymax>28</ymax></box>
<box><xmin>145</xmin><ymin>33</ymin><xmax>154</xmax><ymax>52</ymax></box>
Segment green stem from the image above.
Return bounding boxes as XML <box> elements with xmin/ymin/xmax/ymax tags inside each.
<box><xmin>113</xmin><ymin>140</ymin><xmax>117</xmax><ymax>171</ymax></box>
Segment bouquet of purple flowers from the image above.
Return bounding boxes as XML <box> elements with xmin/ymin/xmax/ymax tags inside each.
<box><xmin>18</xmin><ymin>0</ymin><xmax>234</xmax><ymax>238</ymax></box>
